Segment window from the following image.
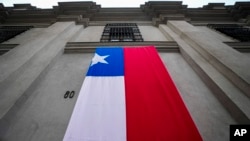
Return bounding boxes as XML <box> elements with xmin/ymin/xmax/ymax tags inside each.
<box><xmin>207</xmin><ymin>24</ymin><xmax>250</xmax><ymax>42</ymax></box>
<box><xmin>0</xmin><ymin>26</ymin><xmax>33</xmax><ymax>43</ymax></box>
<box><xmin>100</xmin><ymin>23</ymin><xmax>143</xmax><ymax>42</ymax></box>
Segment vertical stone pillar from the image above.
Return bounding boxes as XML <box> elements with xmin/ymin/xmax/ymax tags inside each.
<box><xmin>0</xmin><ymin>22</ymin><xmax>83</xmax><ymax>120</ymax></box>
<box><xmin>159</xmin><ymin>22</ymin><xmax>250</xmax><ymax>123</ymax></box>
<box><xmin>167</xmin><ymin>20</ymin><xmax>250</xmax><ymax>98</ymax></box>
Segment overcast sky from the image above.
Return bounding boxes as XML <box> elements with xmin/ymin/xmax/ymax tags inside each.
<box><xmin>0</xmin><ymin>0</ymin><xmax>249</xmax><ymax>8</ymax></box>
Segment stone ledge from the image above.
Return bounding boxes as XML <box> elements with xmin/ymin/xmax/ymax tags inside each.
<box><xmin>64</xmin><ymin>41</ymin><xmax>179</xmax><ymax>53</ymax></box>
<box><xmin>0</xmin><ymin>44</ymin><xmax>19</xmax><ymax>55</ymax></box>
<box><xmin>88</xmin><ymin>21</ymin><xmax>153</xmax><ymax>26</ymax></box>
<box><xmin>224</xmin><ymin>42</ymin><xmax>250</xmax><ymax>52</ymax></box>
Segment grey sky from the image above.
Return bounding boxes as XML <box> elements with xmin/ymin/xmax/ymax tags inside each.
<box><xmin>0</xmin><ymin>0</ymin><xmax>249</xmax><ymax>8</ymax></box>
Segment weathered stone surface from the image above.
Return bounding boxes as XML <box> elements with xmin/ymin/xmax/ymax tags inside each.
<box><xmin>167</xmin><ymin>21</ymin><xmax>250</xmax><ymax>98</ymax></box>
<box><xmin>0</xmin><ymin>22</ymin><xmax>82</xmax><ymax>119</ymax></box>
<box><xmin>160</xmin><ymin>23</ymin><xmax>250</xmax><ymax>124</ymax></box>
<box><xmin>0</xmin><ymin>1</ymin><xmax>250</xmax><ymax>141</ymax></box>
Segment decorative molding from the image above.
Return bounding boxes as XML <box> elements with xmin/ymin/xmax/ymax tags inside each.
<box><xmin>64</xmin><ymin>41</ymin><xmax>179</xmax><ymax>53</ymax></box>
<box><xmin>0</xmin><ymin>44</ymin><xmax>19</xmax><ymax>55</ymax></box>
<box><xmin>224</xmin><ymin>42</ymin><xmax>250</xmax><ymax>52</ymax></box>
<box><xmin>0</xmin><ymin>1</ymin><xmax>249</xmax><ymax>26</ymax></box>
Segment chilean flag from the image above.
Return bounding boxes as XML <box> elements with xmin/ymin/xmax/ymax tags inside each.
<box><xmin>63</xmin><ymin>46</ymin><xmax>202</xmax><ymax>141</ymax></box>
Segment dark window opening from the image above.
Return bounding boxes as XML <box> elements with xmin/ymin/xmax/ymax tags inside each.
<box><xmin>0</xmin><ymin>26</ymin><xmax>33</xmax><ymax>43</ymax></box>
<box><xmin>100</xmin><ymin>23</ymin><xmax>143</xmax><ymax>42</ymax></box>
<box><xmin>207</xmin><ymin>24</ymin><xmax>250</xmax><ymax>42</ymax></box>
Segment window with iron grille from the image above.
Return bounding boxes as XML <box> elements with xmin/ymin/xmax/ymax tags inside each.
<box><xmin>0</xmin><ymin>26</ymin><xmax>33</xmax><ymax>43</ymax></box>
<box><xmin>100</xmin><ymin>23</ymin><xmax>143</xmax><ymax>42</ymax></box>
<box><xmin>207</xmin><ymin>24</ymin><xmax>250</xmax><ymax>42</ymax></box>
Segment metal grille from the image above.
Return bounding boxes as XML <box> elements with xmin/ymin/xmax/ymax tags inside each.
<box><xmin>100</xmin><ymin>23</ymin><xmax>143</xmax><ymax>42</ymax></box>
<box><xmin>0</xmin><ymin>26</ymin><xmax>33</xmax><ymax>43</ymax></box>
<box><xmin>207</xmin><ymin>24</ymin><xmax>250</xmax><ymax>42</ymax></box>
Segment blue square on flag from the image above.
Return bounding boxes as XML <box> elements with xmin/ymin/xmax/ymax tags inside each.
<box><xmin>86</xmin><ymin>47</ymin><xmax>124</xmax><ymax>76</ymax></box>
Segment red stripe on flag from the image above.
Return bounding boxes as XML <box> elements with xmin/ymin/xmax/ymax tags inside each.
<box><xmin>124</xmin><ymin>46</ymin><xmax>202</xmax><ymax>141</ymax></box>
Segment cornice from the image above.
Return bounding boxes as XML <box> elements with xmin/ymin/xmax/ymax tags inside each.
<box><xmin>0</xmin><ymin>1</ymin><xmax>249</xmax><ymax>27</ymax></box>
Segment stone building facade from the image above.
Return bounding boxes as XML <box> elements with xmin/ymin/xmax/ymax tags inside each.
<box><xmin>0</xmin><ymin>1</ymin><xmax>250</xmax><ymax>141</ymax></box>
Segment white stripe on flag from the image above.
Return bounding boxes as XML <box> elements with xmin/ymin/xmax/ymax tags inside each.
<box><xmin>63</xmin><ymin>77</ymin><xmax>126</xmax><ymax>141</ymax></box>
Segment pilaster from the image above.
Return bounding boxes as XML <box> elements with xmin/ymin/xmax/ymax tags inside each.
<box><xmin>0</xmin><ymin>22</ymin><xmax>83</xmax><ymax>120</ymax></box>
<box><xmin>159</xmin><ymin>21</ymin><xmax>250</xmax><ymax>123</ymax></box>
<box><xmin>168</xmin><ymin>21</ymin><xmax>250</xmax><ymax>98</ymax></box>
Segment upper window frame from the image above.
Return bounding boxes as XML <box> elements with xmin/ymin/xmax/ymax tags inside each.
<box><xmin>207</xmin><ymin>24</ymin><xmax>250</xmax><ymax>42</ymax></box>
<box><xmin>100</xmin><ymin>23</ymin><xmax>143</xmax><ymax>42</ymax></box>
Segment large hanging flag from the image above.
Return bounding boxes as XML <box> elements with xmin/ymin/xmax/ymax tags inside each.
<box><xmin>63</xmin><ymin>46</ymin><xmax>202</xmax><ymax>141</ymax></box>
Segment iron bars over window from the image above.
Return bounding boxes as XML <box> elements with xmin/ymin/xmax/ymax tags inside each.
<box><xmin>100</xmin><ymin>23</ymin><xmax>143</xmax><ymax>42</ymax></box>
<box><xmin>207</xmin><ymin>24</ymin><xmax>250</xmax><ymax>42</ymax></box>
<box><xmin>0</xmin><ymin>26</ymin><xmax>33</xmax><ymax>43</ymax></box>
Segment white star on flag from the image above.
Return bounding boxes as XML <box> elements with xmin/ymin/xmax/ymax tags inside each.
<box><xmin>91</xmin><ymin>53</ymin><xmax>109</xmax><ymax>66</ymax></box>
